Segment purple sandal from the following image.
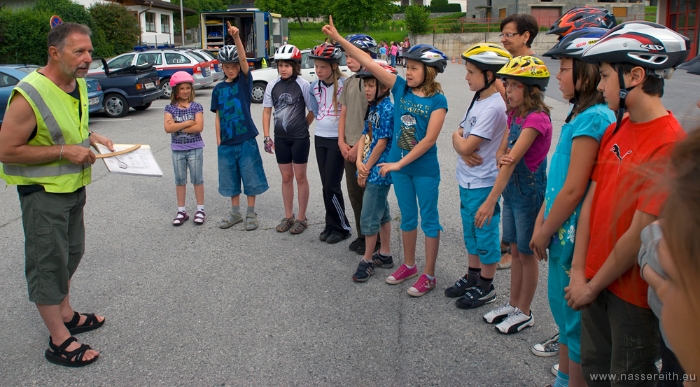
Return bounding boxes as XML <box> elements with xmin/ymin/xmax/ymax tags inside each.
<box><xmin>173</xmin><ymin>211</ymin><xmax>188</xmax><ymax>226</ymax></box>
<box><xmin>193</xmin><ymin>210</ymin><xmax>205</xmax><ymax>225</ymax></box>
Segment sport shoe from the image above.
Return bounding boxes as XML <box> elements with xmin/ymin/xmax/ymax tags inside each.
<box><xmin>407</xmin><ymin>274</ymin><xmax>436</xmax><ymax>297</ymax></box>
<box><xmin>495</xmin><ymin>308</ymin><xmax>534</xmax><ymax>334</ymax></box>
<box><xmin>444</xmin><ymin>275</ymin><xmax>475</xmax><ymax>298</ymax></box>
<box><xmin>532</xmin><ymin>333</ymin><xmax>560</xmax><ymax>357</ymax></box>
<box><xmin>349</xmin><ymin>237</ymin><xmax>364</xmax><ymax>251</ymax></box>
<box><xmin>385</xmin><ymin>264</ymin><xmax>418</xmax><ymax>285</ymax></box>
<box><xmin>219</xmin><ymin>212</ymin><xmax>243</xmax><ymax>229</ymax></box>
<box><xmin>352</xmin><ymin>260</ymin><xmax>374</xmax><ymax>282</ymax></box>
<box><xmin>455</xmin><ymin>283</ymin><xmax>496</xmax><ymax>309</ymax></box>
<box><xmin>245</xmin><ymin>212</ymin><xmax>258</xmax><ymax>231</ymax></box>
<box><xmin>551</xmin><ymin>363</ymin><xmax>559</xmax><ymax>377</ymax></box>
<box><xmin>371</xmin><ymin>251</ymin><xmax>394</xmax><ymax>268</ymax></box>
<box><xmin>483</xmin><ymin>302</ymin><xmax>516</xmax><ymax>324</ymax></box>
<box><xmin>319</xmin><ymin>228</ymin><xmax>332</xmax><ymax>241</ymax></box>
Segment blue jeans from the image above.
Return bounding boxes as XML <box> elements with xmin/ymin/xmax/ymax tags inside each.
<box><xmin>172</xmin><ymin>148</ymin><xmax>204</xmax><ymax>186</ymax></box>
<box><xmin>360</xmin><ymin>182</ymin><xmax>391</xmax><ymax>236</ymax></box>
<box><xmin>217</xmin><ymin>138</ymin><xmax>269</xmax><ymax>197</ymax></box>
<box><xmin>392</xmin><ymin>171</ymin><xmax>442</xmax><ymax>238</ymax></box>
<box><xmin>502</xmin><ymin>159</ymin><xmax>546</xmax><ymax>255</ymax></box>
<box><xmin>459</xmin><ymin>186</ymin><xmax>501</xmax><ymax>265</ymax></box>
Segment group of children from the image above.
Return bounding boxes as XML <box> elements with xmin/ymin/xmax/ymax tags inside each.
<box><xmin>162</xmin><ymin>12</ymin><xmax>698</xmax><ymax>387</ymax></box>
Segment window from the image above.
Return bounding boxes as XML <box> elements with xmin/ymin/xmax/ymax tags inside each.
<box><xmin>0</xmin><ymin>72</ymin><xmax>19</xmax><ymax>87</ymax></box>
<box><xmin>165</xmin><ymin>53</ymin><xmax>191</xmax><ymax>65</ymax></box>
<box><xmin>108</xmin><ymin>54</ymin><xmax>135</xmax><ymax>69</ymax></box>
<box><xmin>161</xmin><ymin>14</ymin><xmax>170</xmax><ymax>33</ymax></box>
<box><xmin>499</xmin><ymin>8</ymin><xmax>506</xmax><ymax>18</ymax></box>
<box><xmin>145</xmin><ymin>12</ymin><xmax>156</xmax><ymax>32</ymax></box>
<box><xmin>137</xmin><ymin>53</ymin><xmax>162</xmax><ymax>66</ymax></box>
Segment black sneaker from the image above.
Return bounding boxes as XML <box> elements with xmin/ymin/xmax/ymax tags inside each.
<box><xmin>371</xmin><ymin>251</ymin><xmax>394</xmax><ymax>268</ymax></box>
<box><xmin>349</xmin><ymin>237</ymin><xmax>364</xmax><ymax>252</ymax></box>
<box><xmin>326</xmin><ymin>232</ymin><xmax>351</xmax><ymax>244</ymax></box>
<box><xmin>319</xmin><ymin>228</ymin><xmax>332</xmax><ymax>242</ymax></box>
<box><xmin>352</xmin><ymin>260</ymin><xmax>374</xmax><ymax>282</ymax></box>
<box><xmin>444</xmin><ymin>275</ymin><xmax>475</xmax><ymax>298</ymax></box>
<box><xmin>456</xmin><ymin>283</ymin><xmax>496</xmax><ymax>309</ymax></box>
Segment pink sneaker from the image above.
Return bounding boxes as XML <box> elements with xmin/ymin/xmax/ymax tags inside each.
<box><xmin>385</xmin><ymin>264</ymin><xmax>418</xmax><ymax>285</ymax></box>
<box><xmin>407</xmin><ymin>274</ymin><xmax>436</xmax><ymax>297</ymax></box>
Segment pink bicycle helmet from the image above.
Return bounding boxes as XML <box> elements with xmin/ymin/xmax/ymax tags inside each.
<box><xmin>170</xmin><ymin>71</ymin><xmax>194</xmax><ymax>87</ymax></box>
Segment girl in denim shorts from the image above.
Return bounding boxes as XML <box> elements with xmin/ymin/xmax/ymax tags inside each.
<box><xmin>474</xmin><ymin>56</ymin><xmax>552</xmax><ymax>334</ymax></box>
<box><xmin>164</xmin><ymin>71</ymin><xmax>205</xmax><ymax>226</ymax></box>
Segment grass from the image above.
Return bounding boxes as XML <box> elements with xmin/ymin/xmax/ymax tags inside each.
<box><xmin>645</xmin><ymin>6</ymin><xmax>657</xmax><ymax>22</ymax></box>
<box><xmin>287</xmin><ymin>22</ymin><xmax>409</xmax><ymax>50</ymax></box>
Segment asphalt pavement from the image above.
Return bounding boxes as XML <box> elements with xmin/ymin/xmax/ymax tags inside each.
<box><xmin>0</xmin><ymin>60</ymin><xmax>697</xmax><ymax>386</ymax></box>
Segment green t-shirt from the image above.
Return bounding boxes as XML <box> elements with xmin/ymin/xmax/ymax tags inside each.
<box><xmin>338</xmin><ymin>75</ymin><xmax>367</xmax><ymax>145</ymax></box>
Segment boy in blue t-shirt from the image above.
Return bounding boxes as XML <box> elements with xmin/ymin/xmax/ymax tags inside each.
<box><xmin>211</xmin><ymin>22</ymin><xmax>269</xmax><ymax>230</ymax></box>
<box><xmin>352</xmin><ymin>68</ymin><xmax>395</xmax><ymax>282</ymax></box>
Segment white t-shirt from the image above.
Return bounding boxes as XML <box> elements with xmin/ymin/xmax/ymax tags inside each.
<box><xmin>456</xmin><ymin>92</ymin><xmax>507</xmax><ymax>189</ymax></box>
<box><xmin>309</xmin><ymin>78</ymin><xmax>345</xmax><ymax>138</ymax></box>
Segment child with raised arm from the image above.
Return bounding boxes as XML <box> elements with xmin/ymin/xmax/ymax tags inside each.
<box><xmin>164</xmin><ymin>71</ymin><xmax>205</xmax><ymax>226</ymax></box>
<box><xmin>262</xmin><ymin>44</ymin><xmax>314</xmax><ymax>235</ymax></box>
<box><xmin>323</xmin><ymin>16</ymin><xmax>448</xmax><ymax>297</ymax></box>
<box><xmin>566</xmin><ymin>22</ymin><xmax>689</xmax><ymax>385</ymax></box>
<box><xmin>351</xmin><ymin>64</ymin><xmax>396</xmax><ymax>282</ymax></box>
<box><xmin>475</xmin><ymin>56</ymin><xmax>552</xmax><ymax>333</ymax></box>
<box><xmin>212</xmin><ymin>22</ymin><xmax>269</xmax><ymax>231</ymax></box>
<box><xmin>446</xmin><ymin>44</ymin><xmax>511</xmax><ymax>309</ymax></box>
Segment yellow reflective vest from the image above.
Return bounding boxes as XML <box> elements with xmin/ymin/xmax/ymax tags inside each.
<box><xmin>1</xmin><ymin>71</ymin><xmax>92</xmax><ymax>193</ymax></box>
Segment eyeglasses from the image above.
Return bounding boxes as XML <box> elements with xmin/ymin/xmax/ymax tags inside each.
<box><xmin>504</xmin><ymin>82</ymin><xmax>525</xmax><ymax>91</ymax></box>
<box><xmin>498</xmin><ymin>32</ymin><xmax>521</xmax><ymax>38</ymax></box>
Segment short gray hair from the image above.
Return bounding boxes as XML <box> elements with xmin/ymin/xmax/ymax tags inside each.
<box><xmin>47</xmin><ymin>22</ymin><xmax>91</xmax><ymax>51</ymax></box>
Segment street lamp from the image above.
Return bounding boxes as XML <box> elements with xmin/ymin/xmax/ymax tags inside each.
<box><xmin>180</xmin><ymin>0</ymin><xmax>185</xmax><ymax>47</ymax></box>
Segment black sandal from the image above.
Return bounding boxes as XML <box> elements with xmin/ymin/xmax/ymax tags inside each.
<box><xmin>45</xmin><ymin>336</ymin><xmax>99</xmax><ymax>367</ymax></box>
<box><xmin>64</xmin><ymin>312</ymin><xmax>105</xmax><ymax>335</ymax></box>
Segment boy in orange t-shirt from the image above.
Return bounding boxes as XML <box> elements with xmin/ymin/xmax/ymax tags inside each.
<box><xmin>566</xmin><ymin>22</ymin><xmax>689</xmax><ymax>386</ymax></box>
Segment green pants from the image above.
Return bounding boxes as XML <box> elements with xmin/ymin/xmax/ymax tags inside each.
<box><xmin>20</xmin><ymin>188</ymin><xmax>86</xmax><ymax>305</ymax></box>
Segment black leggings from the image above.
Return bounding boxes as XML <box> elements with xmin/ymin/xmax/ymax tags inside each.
<box><xmin>314</xmin><ymin>136</ymin><xmax>351</xmax><ymax>235</ymax></box>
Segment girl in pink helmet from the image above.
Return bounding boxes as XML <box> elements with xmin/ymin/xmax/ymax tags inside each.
<box><xmin>164</xmin><ymin>71</ymin><xmax>206</xmax><ymax>226</ymax></box>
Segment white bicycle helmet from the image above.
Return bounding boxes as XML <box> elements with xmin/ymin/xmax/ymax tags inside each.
<box><xmin>218</xmin><ymin>45</ymin><xmax>239</xmax><ymax>63</ymax></box>
<box><xmin>274</xmin><ymin>44</ymin><xmax>302</xmax><ymax>63</ymax></box>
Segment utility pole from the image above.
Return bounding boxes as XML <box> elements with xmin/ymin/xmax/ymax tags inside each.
<box><xmin>180</xmin><ymin>0</ymin><xmax>185</xmax><ymax>46</ymax></box>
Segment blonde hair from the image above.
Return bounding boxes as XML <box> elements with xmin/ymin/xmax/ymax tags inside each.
<box><xmin>418</xmin><ymin>65</ymin><xmax>443</xmax><ymax>97</ymax></box>
<box><xmin>170</xmin><ymin>83</ymin><xmax>195</xmax><ymax>105</ymax></box>
<box><xmin>512</xmin><ymin>84</ymin><xmax>551</xmax><ymax>117</ymax></box>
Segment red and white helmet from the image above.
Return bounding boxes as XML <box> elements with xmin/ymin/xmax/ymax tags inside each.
<box><xmin>581</xmin><ymin>21</ymin><xmax>690</xmax><ymax>71</ymax></box>
<box><xmin>309</xmin><ymin>43</ymin><xmax>342</xmax><ymax>64</ymax></box>
<box><xmin>274</xmin><ymin>44</ymin><xmax>302</xmax><ymax>63</ymax></box>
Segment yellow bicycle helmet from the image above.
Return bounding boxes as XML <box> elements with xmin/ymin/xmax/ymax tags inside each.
<box><xmin>497</xmin><ymin>55</ymin><xmax>550</xmax><ymax>91</ymax></box>
<box><xmin>461</xmin><ymin>43</ymin><xmax>512</xmax><ymax>74</ymax></box>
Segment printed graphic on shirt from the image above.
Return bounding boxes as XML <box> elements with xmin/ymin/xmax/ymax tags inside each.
<box><xmin>215</xmin><ymin>83</ymin><xmax>248</xmax><ymax>140</ymax></box>
<box><xmin>363</xmin><ymin>109</ymin><xmax>380</xmax><ymax>160</ymax></box>
<box><xmin>398</xmin><ymin>114</ymin><xmax>417</xmax><ymax>151</ymax></box>
<box><xmin>611</xmin><ymin>143</ymin><xmax>632</xmax><ymax>162</ymax></box>
<box><xmin>269</xmin><ymin>79</ymin><xmax>308</xmax><ymax>136</ymax></box>
<box><xmin>312</xmin><ymin>83</ymin><xmax>343</xmax><ymax>121</ymax></box>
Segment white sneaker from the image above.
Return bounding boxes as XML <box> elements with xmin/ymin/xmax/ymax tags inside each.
<box><xmin>483</xmin><ymin>302</ymin><xmax>515</xmax><ymax>324</ymax></box>
<box><xmin>532</xmin><ymin>333</ymin><xmax>560</xmax><ymax>357</ymax></box>
<box><xmin>551</xmin><ymin>363</ymin><xmax>559</xmax><ymax>377</ymax></box>
<box><xmin>495</xmin><ymin>308</ymin><xmax>534</xmax><ymax>334</ymax></box>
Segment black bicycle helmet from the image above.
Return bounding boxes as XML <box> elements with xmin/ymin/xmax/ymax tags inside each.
<box><xmin>309</xmin><ymin>43</ymin><xmax>342</xmax><ymax>64</ymax></box>
<box><xmin>346</xmin><ymin>34</ymin><xmax>378</xmax><ymax>53</ymax></box>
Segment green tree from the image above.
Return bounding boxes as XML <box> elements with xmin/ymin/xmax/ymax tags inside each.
<box><xmin>405</xmin><ymin>5</ymin><xmax>430</xmax><ymax>34</ymax></box>
<box><xmin>255</xmin><ymin>0</ymin><xmax>320</xmax><ymax>28</ymax></box>
<box><xmin>0</xmin><ymin>7</ymin><xmax>52</xmax><ymax>65</ymax></box>
<box><xmin>328</xmin><ymin>0</ymin><xmax>394</xmax><ymax>31</ymax></box>
<box><xmin>89</xmin><ymin>3</ymin><xmax>140</xmax><ymax>56</ymax></box>
<box><xmin>33</xmin><ymin>0</ymin><xmax>111</xmax><ymax>57</ymax></box>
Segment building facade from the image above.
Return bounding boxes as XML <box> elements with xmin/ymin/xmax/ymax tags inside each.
<box><xmin>658</xmin><ymin>0</ymin><xmax>698</xmax><ymax>58</ymax></box>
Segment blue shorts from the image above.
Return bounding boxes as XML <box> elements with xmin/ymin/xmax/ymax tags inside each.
<box><xmin>360</xmin><ymin>182</ymin><xmax>391</xmax><ymax>236</ymax></box>
<box><xmin>502</xmin><ymin>170</ymin><xmax>545</xmax><ymax>255</ymax></box>
<box><xmin>392</xmin><ymin>171</ymin><xmax>442</xmax><ymax>238</ymax></box>
<box><xmin>217</xmin><ymin>138</ymin><xmax>269</xmax><ymax>197</ymax></box>
<box><xmin>459</xmin><ymin>186</ymin><xmax>501</xmax><ymax>265</ymax></box>
<box><xmin>172</xmin><ymin>148</ymin><xmax>204</xmax><ymax>186</ymax></box>
<box><xmin>548</xmin><ymin>251</ymin><xmax>582</xmax><ymax>363</ymax></box>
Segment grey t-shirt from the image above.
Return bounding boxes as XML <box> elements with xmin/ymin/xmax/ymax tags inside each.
<box><xmin>638</xmin><ymin>222</ymin><xmax>670</xmax><ymax>347</ymax></box>
<box><xmin>338</xmin><ymin>75</ymin><xmax>367</xmax><ymax>145</ymax></box>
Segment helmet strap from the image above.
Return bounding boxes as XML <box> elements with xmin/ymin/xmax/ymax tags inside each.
<box><xmin>614</xmin><ymin>63</ymin><xmax>636</xmax><ymax>133</ymax></box>
<box><xmin>466</xmin><ymin>71</ymin><xmax>496</xmax><ymax>118</ymax></box>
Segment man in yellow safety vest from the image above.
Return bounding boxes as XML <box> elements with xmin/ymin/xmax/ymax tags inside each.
<box><xmin>0</xmin><ymin>22</ymin><xmax>114</xmax><ymax>367</ymax></box>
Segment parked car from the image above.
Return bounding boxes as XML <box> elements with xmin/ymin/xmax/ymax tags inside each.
<box><xmin>0</xmin><ymin>65</ymin><xmax>104</xmax><ymax>127</ymax></box>
<box><xmin>250</xmin><ymin>50</ymin><xmax>359</xmax><ymax>104</ymax></box>
<box><xmin>89</xmin><ymin>58</ymin><xmax>163</xmax><ymax>118</ymax></box>
<box><xmin>188</xmin><ymin>49</ymin><xmax>224</xmax><ymax>83</ymax></box>
<box><xmin>88</xmin><ymin>49</ymin><xmax>214</xmax><ymax>99</ymax></box>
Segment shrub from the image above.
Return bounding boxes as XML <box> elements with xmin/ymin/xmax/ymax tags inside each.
<box><xmin>405</xmin><ymin>5</ymin><xmax>431</xmax><ymax>34</ymax></box>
